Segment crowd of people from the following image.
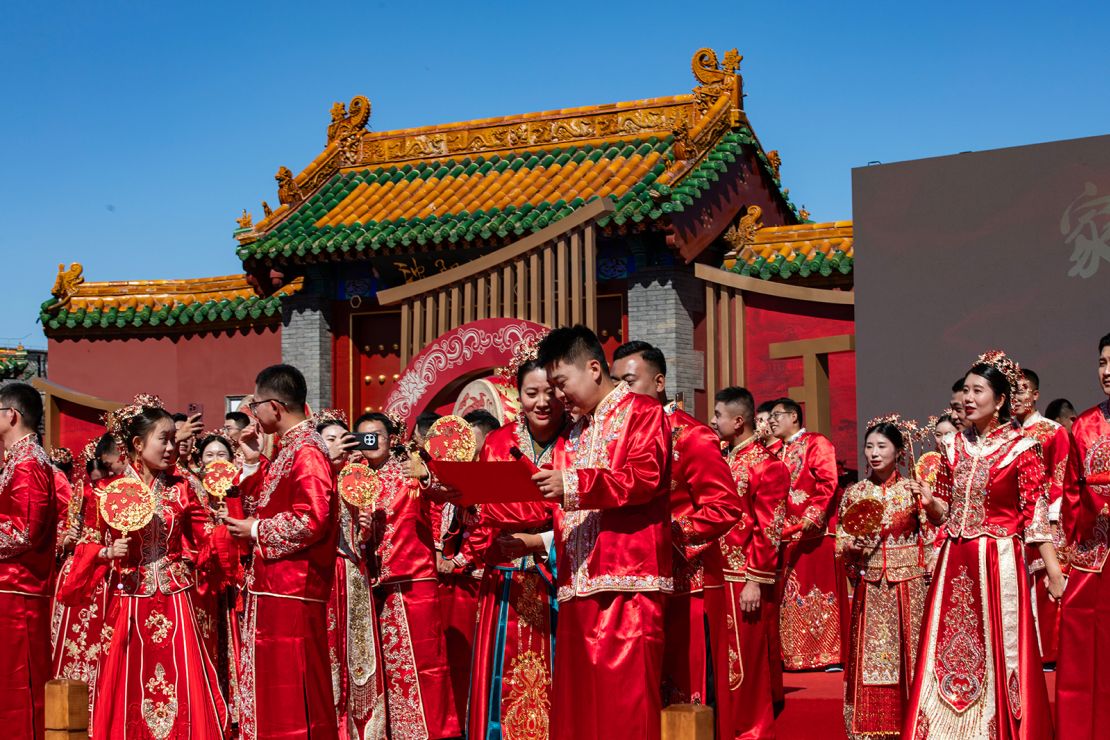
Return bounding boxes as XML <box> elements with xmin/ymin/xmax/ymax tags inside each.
<box><xmin>0</xmin><ymin>324</ymin><xmax>1107</xmax><ymax>740</ymax></box>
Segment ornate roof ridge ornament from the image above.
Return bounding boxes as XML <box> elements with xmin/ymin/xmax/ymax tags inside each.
<box><xmin>723</xmin><ymin>205</ymin><xmax>763</xmax><ymax>259</ymax></box>
<box><xmin>691</xmin><ymin>47</ymin><xmax>743</xmax><ymax>117</ymax></box>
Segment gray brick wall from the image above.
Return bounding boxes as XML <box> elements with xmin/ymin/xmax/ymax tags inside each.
<box><xmin>281</xmin><ymin>275</ymin><xmax>333</xmax><ymax>412</ymax></box>
<box><xmin>627</xmin><ymin>265</ymin><xmax>704</xmax><ymax>409</ymax></box>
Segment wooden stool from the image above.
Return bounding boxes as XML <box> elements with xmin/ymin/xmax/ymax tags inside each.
<box><xmin>45</xmin><ymin>679</ymin><xmax>89</xmax><ymax>740</ymax></box>
<box><xmin>662</xmin><ymin>703</ymin><xmax>714</xmax><ymax>740</ymax></box>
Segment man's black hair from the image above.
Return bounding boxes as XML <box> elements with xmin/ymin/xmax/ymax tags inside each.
<box><xmin>464</xmin><ymin>409</ymin><xmax>501</xmax><ymax>435</ymax></box>
<box><xmin>414</xmin><ymin>411</ymin><xmax>441</xmax><ymax>437</ymax></box>
<box><xmin>773</xmin><ymin>397</ymin><xmax>804</xmax><ymax>427</ymax></box>
<box><xmin>1020</xmin><ymin>367</ymin><xmax>1040</xmax><ymax>391</ymax></box>
<box><xmin>536</xmin><ymin>325</ymin><xmax>609</xmax><ymax>376</ymax></box>
<box><xmin>0</xmin><ymin>382</ymin><xmax>43</xmax><ymax>431</ymax></box>
<box><xmin>225</xmin><ymin>411</ymin><xmax>250</xmax><ymax>429</ymax></box>
<box><xmin>612</xmin><ymin>340</ymin><xmax>667</xmax><ymax>378</ymax></box>
<box><xmin>715</xmin><ymin>386</ymin><xmax>755</xmax><ymax>418</ymax></box>
<box><xmin>255</xmin><ymin>364</ymin><xmax>308</xmax><ymax>409</ymax></box>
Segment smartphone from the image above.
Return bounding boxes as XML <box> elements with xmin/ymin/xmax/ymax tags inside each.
<box><xmin>354</xmin><ymin>432</ymin><xmax>380</xmax><ymax>451</ymax></box>
<box><xmin>187</xmin><ymin>402</ymin><xmax>204</xmax><ymax>420</ymax></box>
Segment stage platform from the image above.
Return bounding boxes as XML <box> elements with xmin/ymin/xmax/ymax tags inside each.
<box><xmin>775</xmin><ymin>669</ymin><xmax>1058</xmax><ymax>738</ymax></box>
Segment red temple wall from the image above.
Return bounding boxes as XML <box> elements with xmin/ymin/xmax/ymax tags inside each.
<box><xmin>47</xmin><ymin>327</ymin><xmax>281</xmax><ymax>428</ymax></box>
<box><xmin>742</xmin><ymin>293</ymin><xmax>857</xmax><ymax>468</ymax></box>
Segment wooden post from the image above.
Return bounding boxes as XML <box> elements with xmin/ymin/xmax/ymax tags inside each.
<box><xmin>661</xmin><ymin>704</ymin><xmax>714</xmax><ymax>740</ymax></box>
<box><xmin>768</xmin><ymin>334</ymin><xmax>855</xmax><ymax>436</ymax></box>
<box><xmin>45</xmin><ymin>679</ymin><xmax>89</xmax><ymax>740</ymax></box>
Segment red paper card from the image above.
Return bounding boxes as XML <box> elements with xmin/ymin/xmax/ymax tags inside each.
<box><xmin>428</xmin><ymin>459</ymin><xmax>545</xmax><ymax>506</ymax></box>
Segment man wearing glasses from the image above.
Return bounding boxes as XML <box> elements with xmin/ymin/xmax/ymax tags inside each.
<box><xmin>767</xmin><ymin>397</ymin><xmax>845</xmax><ymax>673</ymax></box>
<box><xmin>223</xmin><ymin>365</ymin><xmax>340</xmax><ymax>740</ymax></box>
<box><xmin>0</xmin><ymin>382</ymin><xmax>56</xmax><ymax>740</ymax></box>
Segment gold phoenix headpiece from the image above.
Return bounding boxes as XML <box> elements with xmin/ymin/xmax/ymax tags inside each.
<box><xmin>49</xmin><ymin>446</ymin><xmax>73</xmax><ymax>467</ymax></box>
<box><xmin>104</xmin><ymin>394</ymin><xmax>166</xmax><ymax>445</ymax></box>
<box><xmin>973</xmin><ymin>349</ymin><xmax>1023</xmax><ymax>397</ymax></box>
<box><xmin>864</xmin><ymin>413</ymin><xmax>926</xmax><ymax>445</ymax></box>
<box><xmin>499</xmin><ymin>330</ymin><xmax>549</xmax><ymax>381</ymax></box>
<box><xmin>312</xmin><ymin>408</ymin><xmax>349</xmax><ymax>429</ymax></box>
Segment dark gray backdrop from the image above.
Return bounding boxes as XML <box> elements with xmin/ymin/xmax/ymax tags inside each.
<box><xmin>854</xmin><ymin>134</ymin><xmax>1110</xmax><ymax>430</ymax></box>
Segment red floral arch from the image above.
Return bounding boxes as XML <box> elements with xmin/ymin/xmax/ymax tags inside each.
<box><xmin>383</xmin><ymin>318</ymin><xmax>548</xmax><ymax>432</ymax></box>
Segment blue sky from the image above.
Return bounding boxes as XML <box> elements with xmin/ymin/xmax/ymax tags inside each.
<box><xmin>3</xmin><ymin>1</ymin><xmax>1108</xmax><ymax>348</ymax></box>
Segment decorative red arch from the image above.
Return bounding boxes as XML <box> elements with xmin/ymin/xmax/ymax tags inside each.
<box><xmin>383</xmin><ymin>318</ymin><xmax>547</xmax><ymax>431</ymax></box>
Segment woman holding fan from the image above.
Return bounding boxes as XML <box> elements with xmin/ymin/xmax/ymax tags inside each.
<box><xmin>903</xmin><ymin>352</ymin><xmax>1064</xmax><ymax>739</ymax></box>
<box><xmin>836</xmin><ymin>417</ymin><xmax>928</xmax><ymax>740</ymax></box>
<box><xmin>91</xmin><ymin>396</ymin><xmax>228</xmax><ymax>739</ymax></box>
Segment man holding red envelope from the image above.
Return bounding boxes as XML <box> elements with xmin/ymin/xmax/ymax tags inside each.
<box><xmin>532</xmin><ymin>326</ymin><xmax>672</xmax><ymax>740</ymax></box>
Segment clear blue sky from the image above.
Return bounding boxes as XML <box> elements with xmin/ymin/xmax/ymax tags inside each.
<box><xmin>3</xmin><ymin>1</ymin><xmax>1108</xmax><ymax>349</ymax></box>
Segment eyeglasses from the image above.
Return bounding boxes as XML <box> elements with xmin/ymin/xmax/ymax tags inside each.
<box><xmin>769</xmin><ymin>411</ymin><xmax>793</xmax><ymax>419</ymax></box>
<box><xmin>246</xmin><ymin>398</ymin><xmax>289</xmax><ymax>413</ymax></box>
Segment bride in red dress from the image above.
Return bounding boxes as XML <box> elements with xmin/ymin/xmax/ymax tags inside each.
<box><xmin>904</xmin><ymin>352</ymin><xmax>1065</xmax><ymax>739</ymax></box>
<box><xmin>91</xmin><ymin>398</ymin><xmax>229</xmax><ymax>739</ymax></box>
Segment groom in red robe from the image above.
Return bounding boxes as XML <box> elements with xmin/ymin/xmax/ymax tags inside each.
<box><xmin>225</xmin><ymin>364</ymin><xmax>339</xmax><ymax>740</ymax></box>
<box><xmin>533</xmin><ymin>326</ymin><xmax>672</xmax><ymax>740</ymax></box>
<box><xmin>0</xmin><ymin>383</ymin><xmax>56</xmax><ymax>740</ymax></box>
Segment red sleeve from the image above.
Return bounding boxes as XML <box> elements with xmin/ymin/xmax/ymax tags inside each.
<box><xmin>256</xmin><ymin>448</ymin><xmax>334</xmax><ymax>560</ymax></box>
<box><xmin>233</xmin><ymin>456</ymin><xmax>270</xmax><ymax>511</ymax></box>
<box><xmin>53</xmin><ymin>470</ymin><xmax>73</xmax><ymax>536</ymax></box>
<box><xmin>1061</xmin><ymin>430</ymin><xmax>1083</xmax><ymax>546</ymax></box>
<box><xmin>181</xmin><ymin>480</ymin><xmax>213</xmax><ymax>567</ymax></box>
<box><xmin>1017</xmin><ymin>446</ymin><xmax>1052</xmax><ymax>544</ymax></box>
<box><xmin>564</xmin><ymin>400</ymin><xmax>668</xmax><ymax>511</ymax></box>
<box><xmin>748</xmin><ymin>457</ymin><xmax>789</xmax><ymax>581</ymax></box>
<box><xmin>0</xmin><ymin>462</ymin><xmax>54</xmax><ymax>559</ymax></box>
<box><xmin>672</xmin><ymin>424</ymin><xmax>743</xmax><ymax>556</ymax></box>
<box><xmin>800</xmin><ymin>435</ymin><xmax>839</xmax><ymax>529</ymax></box>
<box><xmin>1044</xmin><ymin>426</ymin><xmax>1070</xmax><ymax>506</ymax></box>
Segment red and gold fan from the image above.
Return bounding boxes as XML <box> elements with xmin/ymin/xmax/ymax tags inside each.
<box><xmin>840</xmin><ymin>497</ymin><xmax>886</xmax><ymax>539</ymax></box>
<box><xmin>424</xmin><ymin>415</ymin><xmax>478</xmax><ymax>462</ymax></box>
<box><xmin>97</xmin><ymin>477</ymin><xmax>157</xmax><ymax>534</ymax></box>
<box><xmin>915</xmin><ymin>451</ymin><xmax>942</xmax><ymax>488</ymax></box>
<box><xmin>338</xmin><ymin>462</ymin><xmax>383</xmax><ymax>509</ymax></box>
<box><xmin>203</xmin><ymin>459</ymin><xmax>238</xmax><ymax>500</ymax></box>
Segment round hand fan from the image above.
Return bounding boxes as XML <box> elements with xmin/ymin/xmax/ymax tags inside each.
<box><xmin>915</xmin><ymin>451</ymin><xmax>942</xmax><ymax>487</ymax></box>
<box><xmin>338</xmin><ymin>461</ymin><xmax>383</xmax><ymax>508</ymax></box>
<box><xmin>840</xmin><ymin>497</ymin><xmax>885</xmax><ymax>538</ymax></box>
<box><xmin>98</xmin><ymin>478</ymin><xmax>156</xmax><ymax>533</ymax></box>
<box><xmin>203</xmin><ymin>459</ymin><xmax>238</xmax><ymax>500</ymax></box>
<box><xmin>424</xmin><ymin>415</ymin><xmax>478</xmax><ymax>462</ymax></box>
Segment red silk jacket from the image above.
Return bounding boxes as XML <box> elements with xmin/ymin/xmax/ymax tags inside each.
<box><xmin>1062</xmin><ymin>401</ymin><xmax>1110</xmax><ymax>573</ymax></box>
<box><xmin>93</xmin><ymin>467</ymin><xmax>210</xmax><ymax>596</ymax></box>
<box><xmin>779</xmin><ymin>430</ymin><xmax>839</xmax><ymax>541</ymax></box>
<box><xmin>0</xmin><ymin>435</ymin><xmax>57</xmax><ymax>597</ymax></box>
<box><xmin>709</xmin><ymin>436</ymin><xmax>789</xmax><ymax>586</ymax></box>
<box><xmin>237</xmin><ymin>421</ymin><xmax>338</xmax><ymax>603</ymax></box>
<box><xmin>554</xmin><ymin>382</ymin><xmax>672</xmax><ymax>602</ymax></box>
<box><xmin>665</xmin><ymin>404</ymin><xmax>743</xmax><ymax>593</ymax></box>
<box><xmin>367</xmin><ymin>455</ymin><xmax>437</xmax><ymax>585</ymax></box>
<box><xmin>935</xmin><ymin>424</ymin><xmax>1053</xmax><ymax>543</ymax></box>
<box><xmin>1021</xmin><ymin>413</ymin><xmax>1070</xmax><ymax>507</ymax></box>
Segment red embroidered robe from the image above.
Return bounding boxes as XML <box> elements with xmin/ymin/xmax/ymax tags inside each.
<box><xmin>551</xmin><ymin>382</ymin><xmax>671</xmax><ymax>740</ymax></box>
<box><xmin>904</xmin><ymin>424</ymin><xmax>1054</xmax><ymax>739</ymax></box>
<box><xmin>235</xmin><ymin>420</ymin><xmax>340</xmax><ymax>740</ymax></box>
<box><xmin>662</xmin><ymin>403</ymin><xmax>742</xmax><ymax>706</ymax></box>
<box><xmin>777</xmin><ymin>430</ymin><xmax>846</xmax><ymax>669</ymax></box>
<box><xmin>1056</xmin><ymin>399</ymin><xmax>1110</xmax><ymax>740</ymax></box>
<box><xmin>92</xmin><ymin>467</ymin><xmax>228</xmax><ymax>739</ymax></box>
<box><xmin>0</xmin><ymin>435</ymin><xmax>56</xmax><ymax>740</ymax></box>
<box><xmin>366</xmin><ymin>455</ymin><xmax>459</xmax><ymax>740</ymax></box>
<box><xmin>705</xmin><ymin>436</ymin><xmax>789</xmax><ymax>739</ymax></box>
<box><xmin>836</xmin><ymin>474</ymin><xmax>928</xmax><ymax>740</ymax></box>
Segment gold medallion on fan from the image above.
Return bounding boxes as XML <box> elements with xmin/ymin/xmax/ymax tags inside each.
<box><xmin>203</xmin><ymin>459</ymin><xmax>238</xmax><ymax>500</ymax></box>
<box><xmin>841</xmin><ymin>497</ymin><xmax>885</xmax><ymax>538</ymax></box>
<box><xmin>98</xmin><ymin>477</ymin><xmax>157</xmax><ymax>533</ymax></box>
<box><xmin>338</xmin><ymin>462</ymin><xmax>382</xmax><ymax>508</ymax></box>
<box><xmin>424</xmin><ymin>415</ymin><xmax>478</xmax><ymax>462</ymax></box>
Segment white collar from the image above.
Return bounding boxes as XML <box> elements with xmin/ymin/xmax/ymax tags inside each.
<box><xmin>788</xmin><ymin>428</ymin><xmax>807</xmax><ymax>443</ymax></box>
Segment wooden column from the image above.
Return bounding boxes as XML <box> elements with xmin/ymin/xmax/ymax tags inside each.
<box><xmin>768</xmin><ymin>334</ymin><xmax>856</xmax><ymax>437</ymax></box>
<box><xmin>584</xmin><ymin>224</ymin><xmax>597</xmax><ymax>330</ymax></box>
<box><xmin>705</xmin><ymin>284</ymin><xmax>718</xmax><ymax>405</ymax></box>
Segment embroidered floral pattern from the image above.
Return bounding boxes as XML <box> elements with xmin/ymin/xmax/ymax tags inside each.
<box><xmin>141</xmin><ymin>663</ymin><xmax>179</xmax><ymax>740</ymax></box>
<box><xmin>144</xmin><ymin>610</ymin><xmax>172</xmax><ymax>644</ymax></box>
<box><xmin>779</xmin><ymin>571</ymin><xmax>841</xmax><ymax>670</ymax></box>
<box><xmin>0</xmin><ymin>435</ymin><xmax>50</xmax><ymax>557</ymax></box>
<box><xmin>934</xmin><ymin>566</ymin><xmax>986</xmax><ymax>712</ymax></box>
<box><xmin>252</xmin><ymin>421</ymin><xmax>330</xmax><ymax>513</ymax></box>
<box><xmin>378</xmin><ymin>588</ymin><xmax>428</xmax><ymax>738</ymax></box>
<box><xmin>502</xmin><ymin>650</ymin><xmax>551</xmax><ymax>740</ymax></box>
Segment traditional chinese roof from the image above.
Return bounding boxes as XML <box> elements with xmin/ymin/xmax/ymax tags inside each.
<box><xmin>722</xmin><ymin>220</ymin><xmax>853</xmax><ymax>281</ymax></box>
<box><xmin>0</xmin><ymin>347</ymin><xmax>29</xmax><ymax>380</ymax></box>
<box><xmin>235</xmin><ymin>48</ymin><xmax>801</xmax><ymax>267</ymax></box>
<box><xmin>39</xmin><ymin>264</ymin><xmax>303</xmax><ymax>336</ymax></box>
